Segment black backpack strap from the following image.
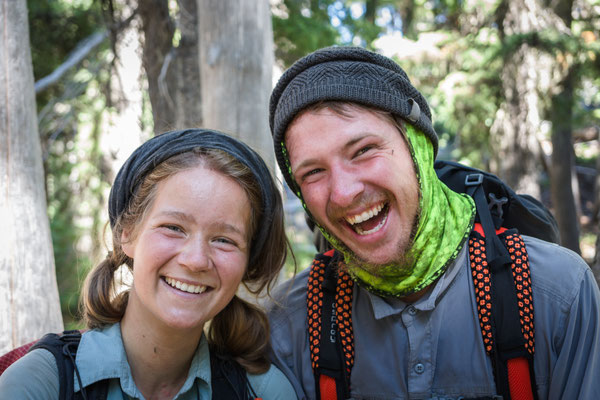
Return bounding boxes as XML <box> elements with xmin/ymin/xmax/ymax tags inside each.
<box><xmin>307</xmin><ymin>250</ymin><xmax>355</xmax><ymax>400</ymax></box>
<box><xmin>28</xmin><ymin>330</ymin><xmax>108</xmax><ymax>400</ymax></box>
<box><xmin>209</xmin><ymin>350</ymin><xmax>258</xmax><ymax>400</ymax></box>
<box><xmin>469</xmin><ymin>228</ymin><xmax>538</xmax><ymax>400</ymax></box>
<box><xmin>29</xmin><ymin>330</ymin><xmax>82</xmax><ymax>400</ymax></box>
<box><xmin>75</xmin><ymin>380</ymin><xmax>108</xmax><ymax>400</ymax></box>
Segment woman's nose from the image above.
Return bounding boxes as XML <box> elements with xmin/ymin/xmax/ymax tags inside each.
<box><xmin>177</xmin><ymin>238</ymin><xmax>212</xmax><ymax>272</ymax></box>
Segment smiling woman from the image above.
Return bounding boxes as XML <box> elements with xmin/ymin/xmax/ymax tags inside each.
<box><xmin>0</xmin><ymin>129</ymin><xmax>297</xmax><ymax>400</ymax></box>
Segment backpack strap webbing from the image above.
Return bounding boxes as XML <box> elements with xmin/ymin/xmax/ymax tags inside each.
<box><xmin>307</xmin><ymin>249</ymin><xmax>354</xmax><ymax>400</ymax></box>
<box><xmin>7</xmin><ymin>330</ymin><xmax>258</xmax><ymax>400</ymax></box>
<box><xmin>307</xmin><ymin>231</ymin><xmax>537</xmax><ymax>400</ymax></box>
<box><xmin>209</xmin><ymin>350</ymin><xmax>261</xmax><ymax>400</ymax></box>
<box><xmin>28</xmin><ymin>330</ymin><xmax>108</xmax><ymax>400</ymax></box>
<box><xmin>470</xmin><ymin>227</ymin><xmax>537</xmax><ymax>400</ymax></box>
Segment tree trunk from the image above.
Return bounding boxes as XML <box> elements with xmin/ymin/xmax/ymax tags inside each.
<box><xmin>0</xmin><ymin>0</ymin><xmax>63</xmax><ymax>352</ymax></box>
<box><xmin>197</xmin><ymin>0</ymin><xmax>274</xmax><ymax>167</ymax></box>
<box><xmin>593</xmin><ymin>153</ymin><xmax>600</xmax><ymax>285</ymax></box>
<box><xmin>490</xmin><ymin>0</ymin><xmax>566</xmax><ymax>199</ymax></box>
<box><xmin>550</xmin><ymin>70</ymin><xmax>581</xmax><ymax>253</ymax></box>
<box><xmin>549</xmin><ymin>0</ymin><xmax>581</xmax><ymax>254</ymax></box>
<box><xmin>138</xmin><ymin>0</ymin><xmax>175</xmax><ymax>134</ymax></box>
<box><xmin>169</xmin><ymin>0</ymin><xmax>202</xmax><ymax>130</ymax></box>
<box><xmin>138</xmin><ymin>0</ymin><xmax>202</xmax><ymax>134</ymax></box>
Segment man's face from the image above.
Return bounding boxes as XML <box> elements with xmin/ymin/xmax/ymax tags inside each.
<box><xmin>286</xmin><ymin>107</ymin><xmax>420</xmax><ymax>267</ymax></box>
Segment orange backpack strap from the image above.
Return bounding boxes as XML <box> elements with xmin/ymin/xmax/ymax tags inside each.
<box><xmin>470</xmin><ymin>226</ymin><xmax>537</xmax><ymax>400</ymax></box>
<box><xmin>307</xmin><ymin>250</ymin><xmax>354</xmax><ymax>400</ymax></box>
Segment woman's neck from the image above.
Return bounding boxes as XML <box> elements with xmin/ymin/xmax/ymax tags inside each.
<box><xmin>120</xmin><ymin>305</ymin><xmax>204</xmax><ymax>400</ymax></box>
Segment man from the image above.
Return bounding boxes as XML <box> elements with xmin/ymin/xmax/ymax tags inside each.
<box><xmin>267</xmin><ymin>46</ymin><xmax>600</xmax><ymax>399</ymax></box>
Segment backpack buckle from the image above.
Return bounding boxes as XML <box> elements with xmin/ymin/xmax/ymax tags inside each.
<box><xmin>488</xmin><ymin>193</ymin><xmax>508</xmax><ymax>219</ymax></box>
<box><xmin>465</xmin><ymin>173</ymin><xmax>483</xmax><ymax>187</ymax></box>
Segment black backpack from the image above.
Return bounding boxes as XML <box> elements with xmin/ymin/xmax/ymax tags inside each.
<box><xmin>24</xmin><ymin>330</ymin><xmax>259</xmax><ymax>400</ymax></box>
<box><xmin>434</xmin><ymin>160</ymin><xmax>559</xmax><ymax>244</ymax></box>
<box><xmin>307</xmin><ymin>160</ymin><xmax>560</xmax><ymax>400</ymax></box>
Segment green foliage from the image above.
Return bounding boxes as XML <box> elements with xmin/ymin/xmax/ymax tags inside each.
<box><xmin>28</xmin><ymin>0</ymin><xmax>110</xmax><ymax>326</ymax></box>
<box><xmin>273</xmin><ymin>0</ymin><xmax>341</xmax><ymax>67</ymax></box>
<box><xmin>27</xmin><ymin>0</ymin><xmax>105</xmax><ymax>107</ymax></box>
<box><xmin>44</xmin><ymin>81</ymin><xmax>112</xmax><ymax>326</ymax></box>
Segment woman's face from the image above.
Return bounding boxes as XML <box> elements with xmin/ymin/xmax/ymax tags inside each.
<box><xmin>122</xmin><ymin>165</ymin><xmax>251</xmax><ymax>333</ymax></box>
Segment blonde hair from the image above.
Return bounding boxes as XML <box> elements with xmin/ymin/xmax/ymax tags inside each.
<box><xmin>80</xmin><ymin>147</ymin><xmax>289</xmax><ymax>373</ymax></box>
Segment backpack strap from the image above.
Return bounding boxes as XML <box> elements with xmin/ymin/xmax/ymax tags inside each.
<box><xmin>29</xmin><ymin>330</ymin><xmax>83</xmax><ymax>400</ymax></box>
<box><xmin>27</xmin><ymin>330</ymin><xmax>107</xmax><ymax>400</ymax></box>
<box><xmin>209</xmin><ymin>350</ymin><xmax>260</xmax><ymax>400</ymax></box>
<box><xmin>307</xmin><ymin>249</ymin><xmax>354</xmax><ymax>400</ymax></box>
<box><xmin>470</xmin><ymin>226</ymin><xmax>537</xmax><ymax>400</ymax></box>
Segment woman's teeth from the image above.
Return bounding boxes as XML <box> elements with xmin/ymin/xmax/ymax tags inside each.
<box><xmin>165</xmin><ymin>277</ymin><xmax>206</xmax><ymax>294</ymax></box>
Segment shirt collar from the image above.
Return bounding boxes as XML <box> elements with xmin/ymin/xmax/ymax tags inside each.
<box><xmin>74</xmin><ymin>323</ymin><xmax>212</xmax><ymax>397</ymax></box>
<box><xmin>363</xmin><ymin>245</ymin><xmax>468</xmax><ymax>320</ymax></box>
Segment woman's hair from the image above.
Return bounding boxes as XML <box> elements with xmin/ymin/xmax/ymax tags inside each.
<box><xmin>80</xmin><ymin>146</ymin><xmax>289</xmax><ymax>374</ymax></box>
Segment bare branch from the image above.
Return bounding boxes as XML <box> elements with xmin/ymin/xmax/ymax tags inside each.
<box><xmin>158</xmin><ymin>47</ymin><xmax>177</xmax><ymax>111</ymax></box>
<box><xmin>34</xmin><ymin>30</ymin><xmax>109</xmax><ymax>94</ymax></box>
<box><xmin>34</xmin><ymin>10</ymin><xmax>138</xmax><ymax>94</ymax></box>
<box><xmin>574</xmin><ymin>125</ymin><xmax>600</xmax><ymax>142</ymax></box>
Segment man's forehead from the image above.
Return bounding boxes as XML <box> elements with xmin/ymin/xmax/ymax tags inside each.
<box><xmin>285</xmin><ymin>105</ymin><xmax>404</xmax><ymax>150</ymax></box>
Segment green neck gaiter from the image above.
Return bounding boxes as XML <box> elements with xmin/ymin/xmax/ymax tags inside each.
<box><xmin>321</xmin><ymin>125</ymin><xmax>475</xmax><ymax>298</ymax></box>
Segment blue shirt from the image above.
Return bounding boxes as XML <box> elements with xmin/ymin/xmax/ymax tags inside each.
<box><xmin>268</xmin><ymin>236</ymin><xmax>600</xmax><ymax>399</ymax></box>
<box><xmin>0</xmin><ymin>323</ymin><xmax>296</xmax><ymax>399</ymax></box>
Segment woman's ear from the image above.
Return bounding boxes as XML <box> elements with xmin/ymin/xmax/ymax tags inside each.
<box><xmin>121</xmin><ymin>229</ymin><xmax>135</xmax><ymax>258</ymax></box>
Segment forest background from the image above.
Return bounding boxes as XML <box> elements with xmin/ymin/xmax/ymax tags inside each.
<box><xmin>1</xmin><ymin>0</ymin><xmax>599</xmax><ymax>352</ymax></box>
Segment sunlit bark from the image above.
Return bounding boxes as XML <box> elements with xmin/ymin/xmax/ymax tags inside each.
<box><xmin>0</xmin><ymin>0</ymin><xmax>63</xmax><ymax>352</ymax></box>
<box><xmin>197</xmin><ymin>0</ymin><xmax>274</xmax><ymax>166</ymax></box>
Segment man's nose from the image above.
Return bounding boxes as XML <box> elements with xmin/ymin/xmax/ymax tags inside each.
<box><xmin>178</xmin><ymin>238</ymin><xmax>212</xmax><ymax>272</ymax></box>
<box><xmin>329</xmin><ymin>166</ymin><xmax>364</xmax><ymax>208</ymax></box>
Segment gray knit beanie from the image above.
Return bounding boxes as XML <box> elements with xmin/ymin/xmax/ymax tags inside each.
<box><xmin>269</xmin><ymin>46</ymin><xmax>438</xmax><ymax>193</ymax></box>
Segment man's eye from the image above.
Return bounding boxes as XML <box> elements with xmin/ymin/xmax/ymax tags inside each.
<box><xmin>355</xmin><ymin>145</ymin><xmax>374</xmax><ymax>157</ymax></box>
<box><xmin>302</xmin><ymin>168</ymin><xmax>323</xmax><ymax>180</ymax></box>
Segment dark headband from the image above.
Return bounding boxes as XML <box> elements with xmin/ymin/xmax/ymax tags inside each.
<box><xmin>108</xmin><ymin>129</ymin><xmax>277</xmax><ymax>268</ymax></box>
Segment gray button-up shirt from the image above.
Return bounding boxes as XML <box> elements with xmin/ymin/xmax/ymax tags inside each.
<box><xmin>268</xmin><ymin>236</ymin><xmax>600</xmax><ymax>399</ymax></box>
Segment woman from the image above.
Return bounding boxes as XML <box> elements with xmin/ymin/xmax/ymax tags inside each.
<box><xmin>0</xmin><ymin>129</ymin><xmax>296</xmax><ymax>399</ymax></box>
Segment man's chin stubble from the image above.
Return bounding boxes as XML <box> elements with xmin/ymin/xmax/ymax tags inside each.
<box><xmin>326</xmin><ymin>207</ymin><xmax>421</xmax><ymax>276</ymax></box>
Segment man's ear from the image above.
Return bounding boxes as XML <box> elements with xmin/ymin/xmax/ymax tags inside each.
<box><xmin>121</xmin><ymin>229</ymin><xmax>134</xmax><ymax>258</ymax></box>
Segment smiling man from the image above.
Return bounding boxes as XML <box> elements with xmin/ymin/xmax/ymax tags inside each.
<box><xmin>266</xmin><ymin>46</ymin><xmax>600</xmax><ymax>400</ymax></box>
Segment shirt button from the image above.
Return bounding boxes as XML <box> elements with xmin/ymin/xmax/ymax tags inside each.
<box><xmin>408</xmin><ymin>306</ymin><xmax>418</xmax><ymax>316</ymax></box>
<box><xmin>414</xmin><ymin>363</ymin><xmax>425</xmax><ymax>374</ymax></box>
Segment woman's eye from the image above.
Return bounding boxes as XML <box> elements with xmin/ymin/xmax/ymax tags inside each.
<box><xmin>162</xmin><ymin>224</ymin><xmax>183</xmax><ymax>233</ymax></box>
<box><xmin>214</xmin><ymin>237</ymin><xmax>239</xmax><ymax>248</ymax></box>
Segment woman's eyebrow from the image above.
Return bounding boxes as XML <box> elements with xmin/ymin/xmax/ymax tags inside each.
<box><xmin>156</xmin><ymin>210</ymin><xmax>196</xmax><ymax>224</ymax></box>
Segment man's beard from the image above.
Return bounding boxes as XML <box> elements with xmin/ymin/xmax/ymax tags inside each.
<box><xmin>321</xmin><ymin>206</ymin><xmax>421</xmax><ymax>278</ymax></box>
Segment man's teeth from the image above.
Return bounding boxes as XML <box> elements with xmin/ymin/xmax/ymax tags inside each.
<box><xmin>165</xmin><ymin>277</ymin><xmax>207</xmax><ymax>294</ymax></box>
<box><xmin>345</xmin><ymin>203</ymin><xmax>385</xmax><ymax>225</ymax></box>
<box><xmin>355</xmin><ymin>213</ymin><xmax>388</xmax><ymax>236</ymax></box>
